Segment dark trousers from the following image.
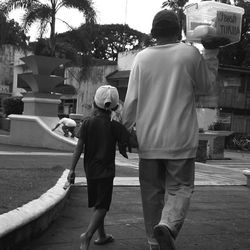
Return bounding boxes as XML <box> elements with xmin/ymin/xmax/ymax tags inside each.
<box><xmin>139</xmin><ymin>158</ymin><xmax>195</xmax><ymax>245</ymax></box>
<box><xmin>62</xmin><ymin>125</ymin><xmax>75</xmax><ymax>138</ymax></box>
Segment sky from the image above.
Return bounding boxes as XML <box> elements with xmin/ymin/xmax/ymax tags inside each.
<box><xmin>8</xmin><ymin>0</ymin><xmax>173</xmax><ymax>41</ymax></box>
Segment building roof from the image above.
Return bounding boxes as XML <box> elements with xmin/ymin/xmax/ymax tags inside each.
<box><xmin>106</xmin><ymin>65</ymin><xmax>250</xmax><ymax>83</ymax></box>
<box><xmin>106</xmin><ymin>70</ymin><xmax>130</xmax><ymax>81</ymax></box>
<box><xmin>219</xmin><ymin>64</ymin><xmax>250</xmax><ymax>74</ymax></box>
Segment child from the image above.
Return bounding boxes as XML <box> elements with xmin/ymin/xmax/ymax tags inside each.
<box><xmin>52</xmin><ymin>116</ymin><xmax>76</xmax><ymax>138</ymax></box>
<box><xmin>67</xmin><ymin>85</ymin><xmax>130</xmax><ymax>250</ymax></box>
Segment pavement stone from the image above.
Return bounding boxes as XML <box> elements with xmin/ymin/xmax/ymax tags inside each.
<box><xmin>1</xmin><ymin>144</ymin><xmax>250</xmax><ymax>250</ymax></box>
<box><xmin>15</xmin><ymin>185</ymin><xmax>250</xmax><ymax>250</ymax></box>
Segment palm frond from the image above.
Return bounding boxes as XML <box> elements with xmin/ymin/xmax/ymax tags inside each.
<box><xmin>162</xmin><ymin>0</ymin><xmax>188</xmax><ymax>10</ymax></box>
<box><xmin>0</xmin><ymin>0</ymin><xmax>41</xmax><ymax>14</ymax></box>
<box><xmin>60</xmin><ymin>0</ymin><xmax>96</xmax><ymax>24</ymax></box>
<box><xmin>22</xmin><ymin>3</ymin><xmax>51</xmax><ymax>31</ymax></box>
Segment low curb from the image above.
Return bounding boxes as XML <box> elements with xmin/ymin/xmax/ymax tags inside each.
<box><xmin>0</xmin><ymin>169</ymin><xmax>70</xmax><ymax>250</ymax></box>
<box><xmin>243</xmin><ymin>169</ymin><xmax>250</xmax><ymax>187</ymax></box>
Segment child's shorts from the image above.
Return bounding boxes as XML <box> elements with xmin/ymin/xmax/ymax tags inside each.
<box><xmin>87</xmin><ymin>177</ymin><xmax>114</xmax><ymax>211</ymax></box>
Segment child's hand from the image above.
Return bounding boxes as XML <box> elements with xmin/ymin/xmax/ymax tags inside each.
<box><xmin>64</xmin><ymin>170</ymin><xmax>75</xmax><ymax>190</ymax></box>
<box><xmin>67</xmin><ymin>170</ymin><xmax>75</xmax><ymax>184</ymax></box>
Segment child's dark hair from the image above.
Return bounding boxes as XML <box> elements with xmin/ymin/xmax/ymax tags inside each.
<box><xmin>93</xmin><ymin>101</ymin><xmax>111</xmax><ymax>116</ymax></box>
<box><xmin>151</xmin><ymin>20</ymin><xmax>180</xmax><ymax>39</ymax></box>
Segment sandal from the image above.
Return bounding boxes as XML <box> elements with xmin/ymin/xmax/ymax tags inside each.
<box><xmin>94</xmin><ymin>235</ymin><xmax>114</xmax><ymax>245</ymax></box>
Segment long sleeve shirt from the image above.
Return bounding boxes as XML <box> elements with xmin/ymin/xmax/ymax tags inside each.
<box><xmin>122</xmin><ymin>42</ymin><xmax>218</xmax><ymax>159</ymax></box>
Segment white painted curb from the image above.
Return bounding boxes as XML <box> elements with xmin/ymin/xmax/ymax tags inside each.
<box><xmin>0</xmin><ymin>169</ymin><xmax>70</xmax><ymax>238</ymax></box>
<box><xmin>243</xmin><ymin>169</ymin><xmax>250</xmax><ymax>187</ymax></box>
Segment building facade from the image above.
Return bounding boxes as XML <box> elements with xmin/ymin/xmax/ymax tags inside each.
<box><xmin>106</xmin><ymin>50</ymin><xmax>250</xmax><ymax>134</ymax></box>
<box><xmin>64</xmin><ymin>62</ymin><xmax>117</xmax><ymax>117</ymax></box>
<box><xmin>3</xmin><ymin>46</ymin><xmax>250</xmax><ymax>135</ymax></box>
<box><xmin>0</xmin><ymin>45</ymin><xmax>14</xmax><ymax>114</ymax></box>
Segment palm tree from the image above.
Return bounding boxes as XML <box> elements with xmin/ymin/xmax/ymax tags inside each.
<box><xmin>0</xmin><ymin>0</ymin><xmax>96</xmax><ymax>56</ymax></box>
<box><xmin>0</xmin><ymin>11</ymin><xmax>28</xmax><ymax>48</ymax></box>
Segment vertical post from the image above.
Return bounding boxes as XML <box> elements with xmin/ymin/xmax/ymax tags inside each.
<box><xmin>243</xmin><ymin>169</ymin><xmax>250</xmax><ymax>187</ymax></box>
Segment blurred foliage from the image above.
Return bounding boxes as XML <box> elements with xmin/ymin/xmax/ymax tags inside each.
<box><xmin>2</xmin><ymin>96</ymin><xmax>24</xmax><ymax>117</ymax></box>
<box><xmin>56</xmin><ymin>23</ymin><xmax>151</xmax><ymax>61</ymax></box>
<box><xmin>0</xmin><ymin>12</ymin><xmax>28</xmax><ymax>48</ymax></box>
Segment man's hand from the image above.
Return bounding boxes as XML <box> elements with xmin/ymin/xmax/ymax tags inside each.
<box><xmin>129</xmin><ymin>128</ymin><xmax>138</xmax><ymax>149</ymax></box>
<box><xmin>201</xmin><ymin>36</ymin><xmax>231</xmax><ymax>49</ymax></box>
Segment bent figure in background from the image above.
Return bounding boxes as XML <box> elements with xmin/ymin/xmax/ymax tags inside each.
<box><xmin>52</xmin><ymin>117</ymin><xmax>76</xmax><ymax>138</ymax></box>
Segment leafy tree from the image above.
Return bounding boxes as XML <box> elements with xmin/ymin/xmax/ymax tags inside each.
<box><xmin>0</xmin><ymin>11</ymin><xmax>28</xmax><ymax>48</ymax></box>
<box><xmin>57</xmin><ymin>24</ymin><xmax>151</xmax><ymax>61</ymax></box>
<box><xmin>0</xmin><ymin>0</ymin><xmax>96</xmax><ymax>56</ymax></box>
<box><xmin>91</xmin><ymin>24</ymin><xmax>150</xmax><ymax>61</ymax></box>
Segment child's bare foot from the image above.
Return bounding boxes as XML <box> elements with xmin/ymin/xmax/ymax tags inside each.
<box><xmin>94</xmin><ymin>234</ymin><xmax>114</xmax><ymax>245</ymax></box>
<box><xmin>79</xmin><ymin>233</ymin><xmax>90</xmax><ymax>250</ymax></box>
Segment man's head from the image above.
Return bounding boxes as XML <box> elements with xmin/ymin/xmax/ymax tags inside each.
<box><xmin>151</xmin><ymin>9</ymin><xmax>180</xmax><ymax>40</ymax></box>
<box><xmin>94</xmin><ymin>85</ymin><xmax>119</xmax><ymax>111</ymax></box>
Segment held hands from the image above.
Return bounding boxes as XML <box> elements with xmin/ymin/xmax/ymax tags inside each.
<box><xmin>201</xmin><ymin>36</ymin><xmax>231</xmax><ymax>49</ymax></box>
<box><xmin>118</xmin><ymin>127</ymin><xmax>138</xmax><ymax>159</ymax></box>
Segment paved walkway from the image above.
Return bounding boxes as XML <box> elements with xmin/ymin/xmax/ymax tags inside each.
<box><xmin>5</xmin><ymin>148</ymin><xmax>247</xmax><ymax>250</ymax></box>
<box><xmin>17</xmin><ymin>185</ymin><xmax>250</xmax><ymax>250</ymax></box>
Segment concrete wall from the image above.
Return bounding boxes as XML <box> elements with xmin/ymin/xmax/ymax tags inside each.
<box><xmin>117</xmin><ymin>50</ymin><xmax>139</xmax><ymax>70</ymax></box>
<box><xmin>0</xmin><ymin>45</ymin><xmax>14</xmax><ymax>95</ymax></box>
<box><xmin>196</xmin><ymin>108</ymin><xmax>218</xmax><ymax>130</ymax></box>
<box><xmin>65</xmin><ymin>64</ymin><xmax>117</xmax><ymax>117</ymax></box>
<box><xmin>0</xmin><ymin>45</ymin><xmax>31</xmax><ymax>97</ymax></box>
<box><xmin>8</xmin><ymin>115</ymin><xmax>76</xmax><ymax>152</ymax></box>
<box><xmin>12</xmin><ymin>49</ymin><xmax>32</xmax><ymax>96</ymax></box>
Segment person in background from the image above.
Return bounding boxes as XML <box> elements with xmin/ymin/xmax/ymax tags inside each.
<box><xmin>122</xmin><ymin>9</ymin><xmax>227</xmax><ymax>250</ymax></box>
<box><xmin>67</xmin><ymin>85</ymin><xmax>130</xmax><ymax>250</ymax></box>
<box><xmin>51</xmin><ymin>116</ymin><xmax>76</xmax><ymax>138</ymax></box>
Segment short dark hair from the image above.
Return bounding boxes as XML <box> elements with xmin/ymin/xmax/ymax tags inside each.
<box><xmin>93</xmin><ymin>101</ymin><xmax>111</xmax><ymax>115</ymax></box>
<box><xmin>151</xmin><ymin>20</ymin><xmax>180</xmax><ymax>39</ymax></box>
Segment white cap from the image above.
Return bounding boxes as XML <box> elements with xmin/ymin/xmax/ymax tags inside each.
<box><xmin>94</xmin><ymin>85</ymin><xmax>119</xmax><ymax>110</ymax></box>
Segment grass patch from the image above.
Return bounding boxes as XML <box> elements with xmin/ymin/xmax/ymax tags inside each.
<box><xmin>0</xmin><ymin>154</ymin><xmax>84</xmax><ymax>215</ymax></box>
<box><xmin>0</xmin><ymin>167</ymin><xmax>63</xmax><ymax>214</ymax></box>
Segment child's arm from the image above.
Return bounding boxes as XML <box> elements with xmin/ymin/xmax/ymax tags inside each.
<box><xmin>67</xmin><ymin>138</ymin><xmax>84</xmax><ymax>182</ymax></box>
<box><xmin>64</xmin><ymin>119</ymin><xmax>87</xmax><ymax>189</ymax></box>
<box><xmin>51</xmin><ymin>123</ymin><xmax>60</xmax><ymax>131</ymax></box>
<box><xmin>64</xmin><ymin>138</ymin><xmax>84</xmax><ymax>189</ymax></box>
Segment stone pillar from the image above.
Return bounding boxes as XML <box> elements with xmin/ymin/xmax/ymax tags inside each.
<box><xmin>19</xmin><ymin>55</ymin><xmax>69</xmax><ymax>117</ymax></box>
<box><xmin>22</xmin><ymin>93</ymin><xmax>61</xmax><ymax>116</ymax></box>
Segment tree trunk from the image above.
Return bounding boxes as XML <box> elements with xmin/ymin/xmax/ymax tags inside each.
<box><xmin>49</xmin><ymin>5</ymin><xmax>56</xmax><ymax>56</ymax></box>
